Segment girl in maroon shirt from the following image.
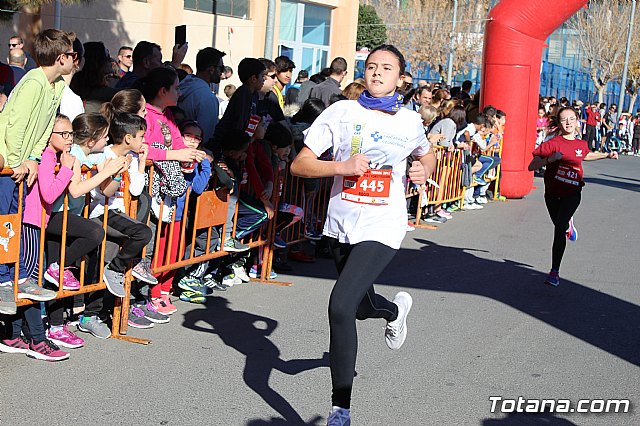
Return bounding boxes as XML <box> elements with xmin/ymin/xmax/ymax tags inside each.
<box><xmin>528</xmin><ymin>107</ymin><xmax>617</xmax><ymax>286</ymax></box>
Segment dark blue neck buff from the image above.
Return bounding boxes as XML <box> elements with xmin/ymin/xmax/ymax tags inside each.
<box><xmin>357</xmin><ymin>90</ymin><xmax>404</xmax><ymax>113</ymax></box>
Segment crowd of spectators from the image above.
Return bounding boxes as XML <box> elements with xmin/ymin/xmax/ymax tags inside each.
<box><xmin>0</xmin><ymin>28</ymin><xmax>512</xmax><ymax>362</ymax></box>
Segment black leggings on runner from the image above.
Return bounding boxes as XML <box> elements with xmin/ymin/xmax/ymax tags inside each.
<box><xmin>545</xmin><ymin>192</ymin><xmax>581</xmax><ymax>271</ymax></box>
<box><xmin>327</xmin><ymin>238</ymin><xmax>399</xmax><ymax>409</ymax></box>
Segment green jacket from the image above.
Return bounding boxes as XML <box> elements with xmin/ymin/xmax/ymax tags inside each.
<box><xmin>0</xmin><ymin>67</ymin><xmax>65</xmax><ymax>168</ymax></box>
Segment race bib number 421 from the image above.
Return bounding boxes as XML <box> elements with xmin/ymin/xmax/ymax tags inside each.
<box><xmin>342</xmin><ymin>169</ymin><xmax>391</xmax><ymax>205</ymax></box>
<box><xmin>554</xmin><ymin>164</ymin><xmax>581</xmax><ymax>186</ymax></box>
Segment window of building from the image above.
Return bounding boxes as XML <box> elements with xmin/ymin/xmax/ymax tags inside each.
<box><xmin>184</xmin><ymin>0</ymin><xmax>249</xmax><ymax>18</ymax></box>
<box><xmin>278</xmin><ymin>0</ymin><xmax>332</xmax><ymax>77</ymax></box>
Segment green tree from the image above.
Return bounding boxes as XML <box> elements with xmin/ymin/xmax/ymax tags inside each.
<box><xmin>357</xmin><ymin>4</ymin><xmax>387</xmax><ymax>50</ymax></box>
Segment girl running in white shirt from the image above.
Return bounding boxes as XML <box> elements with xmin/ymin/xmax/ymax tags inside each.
<box><xmin>291</xmin><ymin>45</ymin><xmax>436</xmax><ymax>426</ymax></box>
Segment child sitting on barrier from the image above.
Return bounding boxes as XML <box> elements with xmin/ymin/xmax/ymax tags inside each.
<box><xmin>34</xmin><ymin>114</ymin><xmax>107</xmax><ymax>349</ymax></box>
<box><xmin>47</xmin><ymin>113</ymin><xmax>128</xmax><ymax>340</ymax></box>
<box><xmin>88</xmin><ymin>113</ymin><xmax>153</xmax><ymax>314</ymax></box>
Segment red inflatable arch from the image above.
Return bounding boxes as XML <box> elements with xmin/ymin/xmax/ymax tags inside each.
<box><xmin>480</xmin><ymin>0</ymin><xmax>588</xmax><ymax>198</ymax></box>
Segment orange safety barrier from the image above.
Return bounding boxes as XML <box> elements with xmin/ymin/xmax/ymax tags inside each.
<box><xmin>0</xmin><ymin>157</ymin><xmax>288</xmax><ymax>345</ymax></box>
<box><xmin>278</xmin><ymin>161</ymin><xmax>332</xmax><ymax>247</ymax></box>
<box><xmin>405</xmin><ymin>146</ymin><xmax>466</xmax><ymax>229</ymax></box>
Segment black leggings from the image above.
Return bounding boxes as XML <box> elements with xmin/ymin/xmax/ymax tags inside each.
<box><xmin>327</xmin><ymin>238</ymin><xmax>399</xmax><ymax>409</ymax></box>
<box><xmin>545</xmin><ymin>192</ymin><xmax>581</xmax><ymax>271</ymax></box>
<box><xmin>47</xmin><ymin>212</ymin><xmax>105</xmax><ymax>267</ymax></box>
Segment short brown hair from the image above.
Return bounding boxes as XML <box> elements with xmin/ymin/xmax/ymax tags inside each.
<box><xmin>33</xmin><ymin>29</ymin><xmax>75</xmax><ymax>67</ymax></box>
<box><xmin>342</xmin><ymin>81</ymin><xmax>365</xmax><ymax>100</ymax></box>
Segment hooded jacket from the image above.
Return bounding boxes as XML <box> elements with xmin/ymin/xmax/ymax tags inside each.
<box><xmin>178</xmin><ymin>74</ymin><xmax>220</xmax><ymax>144</ymax></box>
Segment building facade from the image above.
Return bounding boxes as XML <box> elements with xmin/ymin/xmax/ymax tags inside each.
<box><xmin>1</xmin><ymin>0</ymin><xmax>358</xmax><ymax>88</ymax></box>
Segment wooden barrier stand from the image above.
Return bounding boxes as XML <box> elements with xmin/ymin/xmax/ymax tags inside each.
<box><xmin>1</xmin><ymin>140</ymin><xmax>502</xmax><ymax>345</ymax></box>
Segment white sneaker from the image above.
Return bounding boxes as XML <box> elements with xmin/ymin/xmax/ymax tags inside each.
<box><xmin>327</xmin><ymin>406</ymin><xmax>351</xmax><ymax>426</ymax></box>
<box><xmin>231</xmin><ymin>263</ymin><xmax>251</xmax><ymax>283</ymax></box>
<box><xmin>475</xmin><ymin>196</ymin><xmax>488</xmax><ymax>204</ymax></box>
<box><xmin>222</xmin><ymin>273</ymin><xmax>242</xmax><ymax>287</ymax></box>
<box><xmin>385</xmin><ymin>292</ymin><xmax>412</xmax><ymax>350</ymax></box>
<box><xmin>462</xmin><ymin>203</ymin><xmax>481</xmax><ymax>210</ymax></box>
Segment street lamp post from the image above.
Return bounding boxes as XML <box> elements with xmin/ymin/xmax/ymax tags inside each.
<box><xmin>618</xmin><ymin>0</ymin><xmax>636</xmax><ymax>112</ymax></box>
<box><xmin>54</xmin><ymin>0</ymin><xmax>61</xmax><ymax>29</ymax></box>
<box><xmin>446</xmin><ymin>0</ymin><xmax>459</xmax><ymax>86</ymax></box>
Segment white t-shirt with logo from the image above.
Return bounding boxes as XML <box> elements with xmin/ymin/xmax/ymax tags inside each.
<box><xmin>304</xmin><ymin>100</ymin><xmax>430</xmax><ymax>249</ymax></box>
<box><xmin>89</xmin><ymin>146</ymin><xmax>145</xmax><ymax>218</ymax></box>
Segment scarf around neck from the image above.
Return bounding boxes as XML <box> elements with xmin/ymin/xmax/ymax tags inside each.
<box><xmin>357</xmin><ymin>90</ymin><xmax>404</xmax><ymax>113</ymax></box>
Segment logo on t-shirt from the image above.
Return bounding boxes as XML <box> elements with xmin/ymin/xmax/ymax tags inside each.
<box><xmin>575</xmin><ymin>149</ymin><xmax>583</xmax><ymax>157</ymax></box>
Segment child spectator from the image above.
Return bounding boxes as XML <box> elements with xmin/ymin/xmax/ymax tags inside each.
<box><xmin>0</xmin><ymin>115</ymin><xmax>81</xmax><ymax>361</ymax></box>
<box><xmin>214</xmin><ymin>57</ymin><xmax>266</xmax><ymax>253</ymax></box>
<box><xmin>175</xmin><ymin>120</ymin><xmax>250</xmax><ymax>302</ymax></box>
<box><xmin>101</xmin><ymin>88</ymin><xmax>148</xmax><ymax>120</ymax></box>
<box><xmin>537</xmin><ymin>107</ymin><xmax>550</xmax><ymax>147</ymax></box>
<box><xmin>88</xmin><ymin>113</ymin><xmax>153</xmax><ymax>302</ymax></box>
<box><xmin>38</xmin><ymin>114</ymin><xmax>112</xmax><ymax>348</ymax></box>
<box><xmin>0</xmin><ymin>28</ymin><xmax>75</xmax><ymax>316</ymax></box>
<box><xmin>134</xmin><ymin>67</ymin><xmax>204</xmax><ymax>164</ymax></box>
<box><xmin>49</xmin><ymin>113</ymin><xmax>128</xmax><ymax>339</ymax></box>
<box><xmin>151</xmin><ymin>119</ymin><xmax>211</xmax><ymax>308</ymax></box>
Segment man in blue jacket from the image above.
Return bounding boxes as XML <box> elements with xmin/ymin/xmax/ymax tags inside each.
<box><xmin>178</xmin><ymin>47</ymin><xmax>226</xmax><ymax>146</ymax></box>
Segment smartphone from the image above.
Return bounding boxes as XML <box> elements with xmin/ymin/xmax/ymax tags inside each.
<box><xmin>175</xmin><ymin>25</ymin><xmax>187</xmax><ymax>47</ymax></box>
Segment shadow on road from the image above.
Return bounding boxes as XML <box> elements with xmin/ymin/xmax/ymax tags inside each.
<box><xmin>182</xmin><ymin>297</ymin><xmax>329</xmax><ymax>425</ymax></box>
<box><xmin>583</xmin><ymin>177</ymin><xmax>640</xmax><ymax>192</ymax></box>
<box><xmin>287</xmin><ymin>238</ymin><xmax>640</xmax><ymax>367</ymax></box>
<box><xmin>482</xmin><ymin>412</ymin><xmax>578</xmax><ymax>425</ymax></box>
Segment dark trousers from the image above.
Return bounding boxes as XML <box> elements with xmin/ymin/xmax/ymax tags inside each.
<box><xmin>545</xmin><ymin>192</ymin><xmax>581</xmax><ymax>271</ymax></box>
<box><xmin>236</xmin><ymin>194</ymin><xmax>269</xmax><ymax>239</ymax></box>
<box><xmin>96</xmin><ymin>211</ymin><xmax>152</xmax><ymax>273</ymax></box>
<box><xmin>584</xmin><ymin>124</ymin><xmax>597</xmax><ymax>151</ymax></box>
<box><xmin>6</xmin><ymin>223</ymin><xmax>45</xmax><ymax>342</ymax></box>
<box><xmin>8</xmin><ymin>305</ymin><xmax>45</xmax><ymax>342</ymax></box>
<box><xmin>47</xmin><ymin>212</ymin><xmax>105</xmax><ymax>267</ymax></box>
<box><xmin>0</xmin><ymin>176</ymin><xmax>28</xmax><ymax>282</ymax></box>
<box><xmin>475</xmin><ymin>154</ymin><xmax>501</xmax><ymax>179</ymax></box>
<box><xmin>327</xmin><ymin>238</ymin><xmax>399</xmax><ymax>409</ymax></box>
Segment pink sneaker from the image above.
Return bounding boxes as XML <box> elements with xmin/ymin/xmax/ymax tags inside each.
<box><xmin>47</xmin><ymin>325</ymin><xmax>85</xmax><ymax>349</ymax></box>
<box><xmin>436</xmin><ymin>209</ymin><xmax>452</xmax><ymax>219</ymax></box>
<box><xmin>44</xmin><ymin>263</ymin><xmax>80</xmax><ymax>290</ymax></box>
<box><xmin>26</xmin><ymin>339</ymin><xmax>70</xmax><ymax>361</ymax></box>
<box><xmin>161</xmin><ymin>294</ymin><xmax>178</xmax><ymax>314</ymax></box>
<box><xmin>151</xmin><ymin>297</ymin><xmax>176</xmax><ymax>316</ymax></box>
<box><xmin>0</xmin><ymin>336</ymin><xmax>30</xmax><ymax>354</ymax></box>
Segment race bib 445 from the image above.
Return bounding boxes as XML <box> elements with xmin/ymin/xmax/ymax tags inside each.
<box><xmin>342</xmin><ymin>168</ymin><xmax>391</xmax><ymax>205</ymax></box>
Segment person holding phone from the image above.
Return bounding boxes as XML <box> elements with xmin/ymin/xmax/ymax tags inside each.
<box><xmin>116</xmin><ymin>40</ymin><xmax>188</xmax><ymax>90</ymax></box>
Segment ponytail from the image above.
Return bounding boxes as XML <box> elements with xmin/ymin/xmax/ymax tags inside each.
<box><xmin>101</xmin><ymin>89</ymin><xmax>145</xmax><ymax>123</ymax></box>
<box><xmin>72</xmin><ymin>112</ymin><xmax>109</xmax><ymax>146</ymax></box>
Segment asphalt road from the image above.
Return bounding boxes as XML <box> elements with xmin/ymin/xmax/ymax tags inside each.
<box><xmin>1</xmin><ymin>156</ymin><xmax>639</xmax><ymax>426</ymax></box>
